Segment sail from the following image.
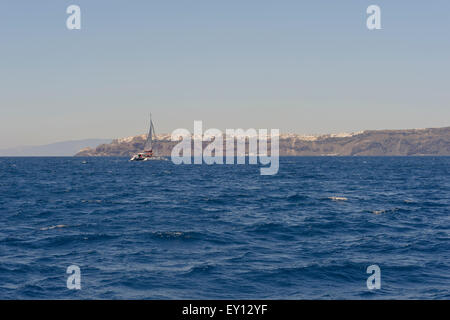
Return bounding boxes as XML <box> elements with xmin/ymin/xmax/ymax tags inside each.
<box><xmin>144</xmin><ymin>115</ymin><xmax>156</xmax><ymax>151</ymax></box>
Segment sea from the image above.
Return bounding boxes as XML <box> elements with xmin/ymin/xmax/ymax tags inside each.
<box><xmin>0</xmin><ymin>157</ymin><xmax>449</xmax><ymax>299</ymax></box>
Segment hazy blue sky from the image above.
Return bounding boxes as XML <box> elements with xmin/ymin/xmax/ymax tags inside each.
<box><xmin>0</xmin><ymin>0</ymin><xmax>449</xmax><ymax>148</ymax></box>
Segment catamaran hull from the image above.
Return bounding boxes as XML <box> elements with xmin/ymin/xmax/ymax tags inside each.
<box><xmin>130</xmin><ymin>156</ymin><xmax>168</xmax><ymax>161</ymax></box>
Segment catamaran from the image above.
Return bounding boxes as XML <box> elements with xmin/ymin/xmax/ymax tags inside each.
<box><xmin>130</xmin><ymin>115</ymin><xmax>166</xmax><ymax>161</ymax></box>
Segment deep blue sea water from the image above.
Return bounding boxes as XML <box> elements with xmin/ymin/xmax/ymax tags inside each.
<box><xmin>0</xmin><ymin>157</ymin><xmax>449</xmax><ymax>299</ymax></box>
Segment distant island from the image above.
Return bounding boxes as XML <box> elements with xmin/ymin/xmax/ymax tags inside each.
<box><xmin>75</xmin><ymin>127</ymin><xmax>450</xmax><ymax>157</ymax></box>
<box><xmin>0</xmin><ymin>139</ymin><xmax>112</xmax><ymax>157</ymax></box>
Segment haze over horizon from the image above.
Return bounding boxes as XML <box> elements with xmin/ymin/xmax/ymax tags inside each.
<box><xmin>1</xmin><ymin>0</ymin><xmax>449</xmax><ymax>149</ymax></box>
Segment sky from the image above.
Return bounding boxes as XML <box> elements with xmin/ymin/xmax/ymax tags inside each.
<box><xmin>0</xmin><ymin>0</ymin><xmax>449</xmax><ymax>148</ymax></box>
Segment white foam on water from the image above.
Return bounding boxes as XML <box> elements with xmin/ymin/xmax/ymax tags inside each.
<box><xmin>40</xmin><ymin>224</ymin><xmax>67</xmax><ymax>231</ymax></box>
<box><xmin>328</xmin><ymin>196</ymin><xmax>348</xmax><ymax>201</ymax></box>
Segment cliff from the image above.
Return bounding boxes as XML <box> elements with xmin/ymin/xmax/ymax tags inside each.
<box><xmin>75</xmin><ymin>127</ymin><xmax>450</xmax><ymax>157</ymax></box>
